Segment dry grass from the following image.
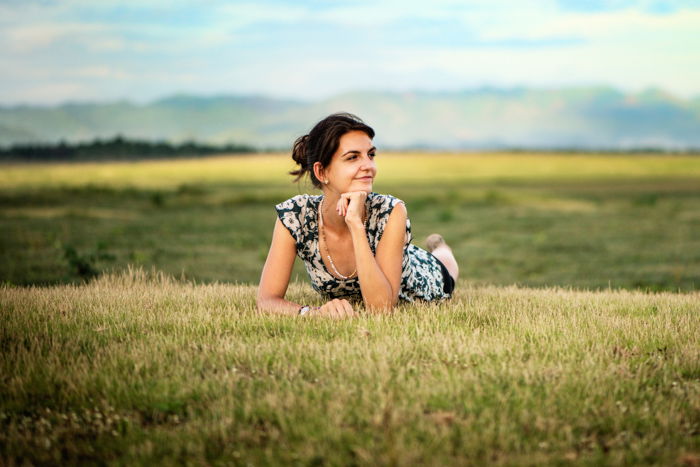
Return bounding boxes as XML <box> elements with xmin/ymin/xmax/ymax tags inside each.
<box><xmin>2</xmin><ymin>152</ymin><xmax>700</xmax><ymax>189</ymax></box>
<box><xmin>2</xmin><ymin>267</ymin><xmax>699</xmax><ymax>465</ymax></box>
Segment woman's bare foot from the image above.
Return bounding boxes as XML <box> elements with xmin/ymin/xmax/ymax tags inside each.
<box><xmin>425</xmin><ymin>233</ymin><xmax>459</xmax><ymax>281</ymax></box>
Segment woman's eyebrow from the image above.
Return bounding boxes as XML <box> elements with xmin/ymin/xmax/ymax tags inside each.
<box><xmin>341</xmin><ymin>147</ymin><xmax>377</xmax><ymax>157</ymax></box>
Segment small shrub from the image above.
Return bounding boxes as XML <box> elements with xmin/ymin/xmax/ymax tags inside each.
<box><xmin>63</xmin><ymin>242</ymin><xmax>116</xmax><ymax>280</ymax></box>
<box><xmin>150</xmin><ymin>191</ymin><xmax>165</xmax><ymax>207</ymax></box>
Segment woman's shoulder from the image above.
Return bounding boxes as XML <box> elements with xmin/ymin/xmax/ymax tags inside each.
<box><xmin>274</xmin><ymin>194</ymin><xmax>321</xmax><ymax>244</ymax></box>
<box><xmin>275</xmin><ymin>194</ymin><xmax>321</xmax><ymax>212</ymax></box>
<box><xmin>366</xmin><ymin>192</ymin><xmax>411</xmax><ymax>247</ymax></box>
<box><xmin>368</xmin><ymin>192</ymin><xmax>406</xmax><ymax>213</ymax></box>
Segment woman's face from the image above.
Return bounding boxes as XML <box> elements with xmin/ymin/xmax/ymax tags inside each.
<box><xmin>322</xmin><ymin>130</ymin><xmax>377</xmax><ymax>193</ymax></box>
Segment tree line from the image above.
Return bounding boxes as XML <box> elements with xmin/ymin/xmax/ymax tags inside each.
<box><xmin>0</xmin><ymin>136</ymin><xmax>257</xmax><ymax>162</ymax></box>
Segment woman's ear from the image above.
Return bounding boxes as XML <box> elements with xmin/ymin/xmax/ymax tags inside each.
<box><xmin>312</xmin><ymin>162</ymin><xmax>325</xmax><ymax>184</ymax></box>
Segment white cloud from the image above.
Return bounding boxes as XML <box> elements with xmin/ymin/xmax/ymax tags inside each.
<box><xmin>1</xmin><ymin>0</ymin><xmax>699</xmax><ymax>104</ymax></box>
<box><xmin>2</xmin><ymin>23</ymin><xmax>106</xmax><ymax>52</ymax></box>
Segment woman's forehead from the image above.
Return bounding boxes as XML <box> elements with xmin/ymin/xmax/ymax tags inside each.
<box><xmin>338</xmin><ymin>131</ymin><xmax>373</xmax><ymax>151</ymax></box>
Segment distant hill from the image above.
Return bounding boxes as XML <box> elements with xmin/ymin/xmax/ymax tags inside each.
<box><xmin>1</xmin><ymin>87</ymin><xmax>699</xmax><ymax>150</ymax></box>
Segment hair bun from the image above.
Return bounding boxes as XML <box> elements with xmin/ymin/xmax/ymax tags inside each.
<box><xmin>292</xmin><ymin>134</ymin><xmax>309</xmax><ymax>167</ymax></box>
<box><xmin>290</xmin><ymin>134</ymin><xmax>310</xmax><ymax>180</ymax></box>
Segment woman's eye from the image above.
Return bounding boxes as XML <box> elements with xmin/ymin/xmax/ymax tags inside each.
<box><xmin>369</xmin><ymin>152</ymin><xmax>376</xmax><ymax>158</ymax></box>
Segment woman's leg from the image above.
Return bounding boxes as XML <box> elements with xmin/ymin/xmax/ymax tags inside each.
<box><xmin>426</xmin><ymin>234</ymin><xmax>459</xmax><ymax>281</ymax></box>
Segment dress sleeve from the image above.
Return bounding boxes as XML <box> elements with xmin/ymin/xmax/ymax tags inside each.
<box><xmin>274</xmin><ymin>195</ymin><xmax>307</xmax><ymax>249</ymax></box>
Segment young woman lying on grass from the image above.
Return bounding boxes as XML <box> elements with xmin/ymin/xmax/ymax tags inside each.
<box><xmin>257</xmin><ymin>113</ymin><xmax>459</xmax><ymax>317</ymax></box>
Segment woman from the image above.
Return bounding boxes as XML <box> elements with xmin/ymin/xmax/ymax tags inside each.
<box><xmin>257</xmin><ymin>113</ymin><xmax>459</xmax><ymax>317</ymax></box>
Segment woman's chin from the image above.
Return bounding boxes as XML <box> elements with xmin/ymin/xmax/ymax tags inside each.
<box><xmin>352</xmin><ymin>181</ymin><xmax>373</xmax><ymax>191</ymax></box>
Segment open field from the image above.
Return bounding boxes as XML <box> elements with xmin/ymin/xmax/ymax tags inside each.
<box><xmin>1</xmin><ymin>268</ymin><xmax>698</xmax><ymax>465</ymax></box>
<box><xmin>1</xmin><ymin>152</ymin><xmax>700</xmax><ymax>291</ymax></box>
<box><xmin>2</xmin><ymin>153</ymin><xmax>699</xmax><ymax>464</ymax></box>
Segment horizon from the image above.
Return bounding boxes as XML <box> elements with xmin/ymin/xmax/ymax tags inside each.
<box><xmin>1</xmin><ymin>84</ymin><xmax>698</xmax><ymax>109</ymax></box>
<box><xmin>2</xmin><ymin>1</ymin><xmax>700</xmax><ymax>106</ymax></box>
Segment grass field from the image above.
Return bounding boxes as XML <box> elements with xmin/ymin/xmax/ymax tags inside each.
<box><xmin>1</xmin><ymin>152</ymin><xmax>700</xmax><ymax>291</ymax></box>
<box><xmin>1</xmin><ymin>152</ymin><xmax>700</xmax><ymax>464</ymax></box>
<box><xmin>1</xmin><ymin>268</ymin><xmax>698</xmax><ymax>465</ymax></box>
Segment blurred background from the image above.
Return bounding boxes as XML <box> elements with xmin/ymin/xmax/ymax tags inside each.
<box><xmin>1</xmin><ymin>0</ymin><xmax>699</xmax><ymax>291</ymax></box>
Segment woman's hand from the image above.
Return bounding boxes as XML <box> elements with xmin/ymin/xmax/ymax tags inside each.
<box><xmin>309</xmin><ymin>298</ymin><xmax>356</xmax><ymax>318</ymax></box>
<box><xmin>336</xmin><ymin>191</ymin><xmax>368</xmax><ymax>228</ymax></box>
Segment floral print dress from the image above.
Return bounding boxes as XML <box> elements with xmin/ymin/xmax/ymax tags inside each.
<box><xmin>275</xmin><ymin>192</ymin><xmax>450</xmax><ymax>302</ymax></box>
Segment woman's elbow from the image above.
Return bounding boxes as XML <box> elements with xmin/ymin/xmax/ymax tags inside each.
<box><xmin>371</xmin><ymin>285</ymin><xmax>401</xmax><ymax>312</ymax></box>
<box><xmin>256</xmin><ymin>289</ymin><xmax>272</xmax><ymax>312</ymax></box>
<box><xmin>365</xmin><ymin>295</ymin><xmax>399</xmax><ymax>313</ymax></box>
<box><xmin>256</xmin><ymin>287</ymin><xmax>288</xmax><ymax>313</ymax></box>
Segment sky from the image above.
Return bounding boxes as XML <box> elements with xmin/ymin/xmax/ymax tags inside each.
<box><xmin>1</xmin><ymin>0</ymin><xmax>700</xmax><ymax>106</ymax></box>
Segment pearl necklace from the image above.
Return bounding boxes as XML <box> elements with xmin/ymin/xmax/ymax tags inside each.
<box><xmin>318</xmin><ymin>197</ymin><xmax>364</xmax><ymax>280</ymax></box>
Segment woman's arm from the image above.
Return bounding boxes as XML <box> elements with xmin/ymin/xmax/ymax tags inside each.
<box><xmin>257</xmin><ymin>218</ymin><xmax>356</xmax><ymax>317</ymax></box>
<box><xmin>341</xmin><ymin>194</ymin><xmax>407</xmax><ymax>311</ymax></box>
<box><xmin>256</xmin><ymin>218</ymin><xmax>301</xmax><ymax>315</ymax></box>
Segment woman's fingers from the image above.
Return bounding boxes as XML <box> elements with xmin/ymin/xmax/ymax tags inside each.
<box><xmin>337</xmin><ymin>191</ymin><xmax>367</xmax><ymax>224</ymax></box>
<box><xmin>336</xmin><ymin>197</ymin><xmax>348</xmax><ymax>217</ymax></box>
<box><xmin>317</xmin><ymin>299</ymin><xmax>355</xmax><ymax>318</ymax></box>
<box><xmin>336</xmin><ymin>192</ymin><xmax>367</xmax><ymax>218</ymax></box>
<box><xmin>331</xmin><ymin>299</ymin><xmax>347</xmax><ymax>317</ymax></box>
<box><xmin>344</xmin><ymin>302</ymin><xmax>355</xmax><ymax>317</ymax></box>
<box><xmin>319</xmin><ymin>300</ymin><xmax>336</xmax><ymax>316</ymax></box>
<box><xmin>340</xmin><ymin>299</ymin><xmax>355</xmax><ymax>317</ymax></box>
<box><xmin>334</xmin><ymin>299</ymin><xmax>349</xmax><ymax>317</ymax></box>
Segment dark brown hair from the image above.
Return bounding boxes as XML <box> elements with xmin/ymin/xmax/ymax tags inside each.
<box><xmin>290</xmin><ymin>112</ymin><xmax>375</xmax><ymax>187</ymax></box>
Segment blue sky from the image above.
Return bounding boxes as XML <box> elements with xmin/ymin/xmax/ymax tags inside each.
<box><xmin>1</xmin><ymin>0</ymin><xmax>699</xmax><ymax>105</ymax></box>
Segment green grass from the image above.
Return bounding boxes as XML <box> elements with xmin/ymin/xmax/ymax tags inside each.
<box><xmin>1</xmin><ymin>268</ymin><xmax>698</xmax><ymax>465</ymax></box>
<box><xmin>2</xmin><ymin>153</ymin><xmax>700</xmax><ymax>464</ymax></box>
<box><xmin>1</xmin><ymin>152</ymin><xmax>699</xmax><ymax>291</ymax></box>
